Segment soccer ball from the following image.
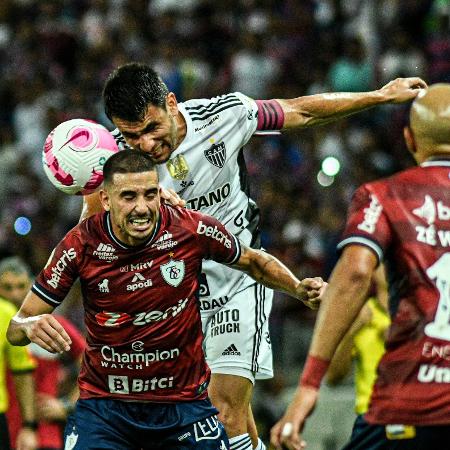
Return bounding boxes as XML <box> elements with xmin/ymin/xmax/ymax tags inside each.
<box><xmin>42</xmin><ymin>119</ymin><xmax>119</xmax><ymax>195</ymax></box>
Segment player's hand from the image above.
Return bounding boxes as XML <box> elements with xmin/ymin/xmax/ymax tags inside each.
<box><xmin>161</xmin><ymin>186</ymin><xmax>186</xmax><ymax>207</ymax></box>
<box><xmin>378</xmin><ymin>77</ymin><xmax>427</xmax><ymax>103</ymax></box>
<box><xmin>37</xmin><ymin>393</ymin><xmax>68</xmax><ymax>420</ymax></box>
<box><xmin>18</xmin><ymin>314</ymin><xmax>72</xmax><ymax>353</ymax></box>
<box><xmin>270</xmin><ymin>386</ymin><xmax>318</xmax><ymax>450</ymax></box>
<box><xmin>16</xmin><ymin>427</ymin><xmax>37</xmax><ymax>450</ymax></box>
<box><xmin>296</xmin><ymin>277</ymin><xmax>327</xmax><ymax>310</ymax></box>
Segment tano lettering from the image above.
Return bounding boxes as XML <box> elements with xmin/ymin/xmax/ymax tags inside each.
<box><xmin>186</xmin><ymin>183</ymin><xmax>230</xmax><ymax>210</ymax></box>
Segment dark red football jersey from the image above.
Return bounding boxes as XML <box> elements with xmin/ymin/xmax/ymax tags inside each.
<box><xmin>338</xmin><ymin>159</ymin><xmax>450</xmax><ymax>425</ymax></box>
<box><xmin>32</xmin><ymin>204</ymin><xmax>241</xmax><ymax>402</ymax></box>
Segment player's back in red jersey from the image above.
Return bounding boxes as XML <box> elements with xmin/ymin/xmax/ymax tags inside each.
<box><xmin>338</xmin><ymin>159</ymin><xmax>450</xmax><ymax>425</ymax></box>
<box><xmin>32</xmin><ymin>203</ymin><xmax>241</xmax><ymax>403</ymax></box>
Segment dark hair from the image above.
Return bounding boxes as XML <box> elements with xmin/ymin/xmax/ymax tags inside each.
<box><xmin>103</xmin><ymin>151</ymin><xmax>157</xmax><ymax>185</ymax></box>
<box><xmin>103</xmin><ymin>63</ymin><xmax>169</xmax><ymax>122</ymax></box>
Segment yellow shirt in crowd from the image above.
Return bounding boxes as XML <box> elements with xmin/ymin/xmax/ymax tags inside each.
<box><xmin>0</xmin><ymin>296</ymin><xmax>36</xmax><ymax>413</ymax></box>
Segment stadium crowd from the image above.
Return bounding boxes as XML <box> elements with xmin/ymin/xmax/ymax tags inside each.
<box><xmin>0</xmin><ymin>0</ymin><xmax>449</xmax><ymax>448</ymax></box>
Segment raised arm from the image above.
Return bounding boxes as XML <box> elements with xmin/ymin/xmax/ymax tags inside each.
<box><xmin>270</xmin><ymin>244</ymin><xmax>377</xmax><ymax>450</ymax></box>
<box><xmin>7</xmin><ymin>291</ymin><xmax>72</xmax><ymax>353</ymax></box>
<box><xmin>277</xmin><ymin>77</ymin><xmax>427</xmax><ymax>129</ymax></box>
<box><xmin>231</xmin><ymin>244</ymin><xmax>326</xmax><ymax>309</ymax></box>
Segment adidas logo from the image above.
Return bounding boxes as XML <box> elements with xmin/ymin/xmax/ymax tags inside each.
<box><xmin>93</xmin><ymin>243</ymin><xmax>118</xmax><ymax>262</ymax></box>
<box><xmin>221</xmin><ymin>344</ymin><xmax>240</xmax><ymax>356</ymax></box>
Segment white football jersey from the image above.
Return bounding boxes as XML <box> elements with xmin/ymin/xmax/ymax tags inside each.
<box><xmin>113</xmin><ymin>92</ymin><xmax>262</xmax><ymax>314</ymax></box>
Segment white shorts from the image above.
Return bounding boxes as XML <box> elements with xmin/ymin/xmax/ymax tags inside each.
<box><xmin>201</xmin><ymin>283</ymin><xmax>274</xmax><ymax>383</ymax></box>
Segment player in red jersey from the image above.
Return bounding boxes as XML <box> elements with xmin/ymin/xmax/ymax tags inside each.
<box><xmin>271</xmin><ymin>83</ymin><xmax>450</xmax><ymax>450</ymax></box>
<box><xmin>6</xmin><ymin>151</ymin><xmax>326</xmax><ymax>450</ymax></box>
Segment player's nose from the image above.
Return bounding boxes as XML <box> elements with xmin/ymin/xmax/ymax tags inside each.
<box><xmin>137</xmin><ymin>134</ymin><xmax>157</xmax><ymax>153</ymax></box>
<box><xmin>134</xmin><ymin>196</ymin><xmax>148</xmax><ymax>213</ymax></box>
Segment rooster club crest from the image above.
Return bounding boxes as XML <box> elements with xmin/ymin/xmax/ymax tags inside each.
<box><xmin>160</xmin><ymin>259</ymin><xmax>185</xmax><ymax>287</ymax></box>
<box><xmin>204</xmin><ymin>142</ymin><xmax>226</xmax><ymax>168</ymax></box>
<box><xmin>166</xmin><ymin>154</ymin><xmax>189</xmax><ymax>180</ymax></box>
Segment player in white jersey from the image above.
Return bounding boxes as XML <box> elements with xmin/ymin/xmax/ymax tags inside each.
<box><xmin>83</xmin><ymin>63</ymin><xmax>426</xmax><ymax>450</ymax></box>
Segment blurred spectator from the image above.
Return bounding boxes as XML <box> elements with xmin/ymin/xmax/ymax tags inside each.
<box><xmin>378</xmin><ymin>29</ymin><xmax>427</xmax><ymax>83</ymax></box>
<box><xmin>0</xmin><ymin>257</ymin><xmax>85</xmax><ymax>450</ymax></box>
<box><xmin>230</xmin><ymin>31</ymin><xmax>280</xmax><ymax>98</ymax></box>
<box><xmin>328</xmin><ymin>36</ymin><xmax>373</xmax><ymax>92</ymax></box>
<box><xmin>0</xmin><ymin>256</ymin><xmax>37</xmax><ymax>450</ymax></box>
<box><xmin>426</xmin><ymin>2</ymin><xmax>450</xmax><ymax>82</ymax></box>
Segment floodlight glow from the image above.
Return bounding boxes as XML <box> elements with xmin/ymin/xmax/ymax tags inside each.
<box><xmin>317</xmin><ymin>170</ymin><xmax>335</xmax><ymax>187</ymax></box>
<box><xmin>321</xmin><ymin>156</ymin><xmax>340</xmax><ymax>176</ymax></box>
<box><xmin>14</xmin><ymin>216</ymin><xmax>32</xmax><ymax>235</ymax></box>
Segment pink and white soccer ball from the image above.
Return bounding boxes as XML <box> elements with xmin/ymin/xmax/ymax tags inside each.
<box><xmin>42</xmin><ymin>119</ymin><xmax>119</xmax><ymax>195</ymax></box>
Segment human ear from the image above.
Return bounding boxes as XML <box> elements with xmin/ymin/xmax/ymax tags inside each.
<box><xmin>99</xmin><ymin>189</ymin><xmax>110</xmax><ymax>211</ymax></box>
<box><xmin>403</xmin><ymin>126</ymin><xmax>417</xmax><ymax>155</ymax></box>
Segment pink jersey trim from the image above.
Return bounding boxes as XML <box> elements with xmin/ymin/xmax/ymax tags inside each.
<box><xmin>255</xmin><ymin>99</ymin><xmax>284</xmax><ymax>131</ymax></box>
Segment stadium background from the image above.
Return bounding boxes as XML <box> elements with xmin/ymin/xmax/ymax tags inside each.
<box><xmin>0</xmin><ymin>0</ymin><xmax>449</xmax><ymax>448</ymax></box>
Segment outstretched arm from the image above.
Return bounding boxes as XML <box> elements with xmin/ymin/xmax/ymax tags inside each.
<box><xmin>231</xmin><ymin>244</ymin><xmax>326</xmax><ymax>309</ymax></box>
<box><xmin>277</xmin><ymin>77</ymin><xmax>427</xmax><ymax>129</ymax></box>
<box><xmin>270</xmin><ymin>245</ymin><xmax>377</xmax><ymax>450</ymax></box>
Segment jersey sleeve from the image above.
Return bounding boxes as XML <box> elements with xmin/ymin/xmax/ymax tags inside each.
<box><xmin>186</xmin><ymin>92</ymin><xmax>259</xmax><ymax>148</ymax></box>
<box><xmin>337</xmin><ymin>184</ymin><xmax>392</xmax><ymax>263</ymax></box>
<box><xmin>194</xmin><ymin>213</ymin><xmax>241</xmax><ymax>265</ymax></box>
<box><xmin>232</xmin><ymin>92</ymin><xmax>259</xmax><ymax>142</ymax></box>
<box><xmin>32</xmin><ymin>230</ymin><xmax>83</xmax><ymax>308</ymax></box>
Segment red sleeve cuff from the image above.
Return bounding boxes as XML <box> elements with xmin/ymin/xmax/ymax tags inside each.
<box><xmin>300</xmin><ymin>355</ymin><xmax>330</xmax><ymax>389</ymax></box>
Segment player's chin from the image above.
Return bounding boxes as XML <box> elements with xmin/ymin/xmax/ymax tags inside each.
<box><xmin>127</xmin><ymin>229</ymin><xmax>153</xmax><ymax>243</ymax></box>
<box><xmin>150</xmin><ymin>144</ymin><xmax>172</xmax><ymax>164</ymax></box>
